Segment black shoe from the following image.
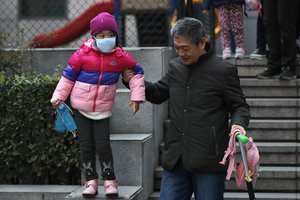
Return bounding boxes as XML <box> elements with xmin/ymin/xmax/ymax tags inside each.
<box><xmin>250</xmin><ymin>48</ymin><xmax>266</xmax><ymax>60</ymax></box>
<box><xmin>257</xmin><ymin>68</ymin><xmax>281</xmax><ymax>79</ymax></box>
<box><xmin>279</xmin><ymin>66</ymin><xmax>297</xmax><ymax>80</ymax></box>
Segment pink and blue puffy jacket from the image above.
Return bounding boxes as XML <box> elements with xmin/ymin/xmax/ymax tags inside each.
<box><xmin>52</xmin><ymin>39</ymin><xmax>145</xmax><ymax>112</ymax></box>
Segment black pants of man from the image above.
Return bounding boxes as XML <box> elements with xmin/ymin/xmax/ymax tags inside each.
<box><xmin>263</xmin><ymin>0</ymin><xmax>299</xmax><ymax>70</ymax></box>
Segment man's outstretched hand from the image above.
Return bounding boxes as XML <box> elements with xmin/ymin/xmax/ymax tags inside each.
<box><xmin>122</xmin><ymin>68</ymin><xmax>135</xmax><ymax>82</ymax></box>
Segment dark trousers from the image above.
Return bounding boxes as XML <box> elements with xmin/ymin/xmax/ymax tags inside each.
<box><xmin>297</xmin><ymin>3</ymin><xmax>300</xmax><ymax>37</ymax></box>
<box><xmin>74</xmin><ymin>110</ymin><xmax>116</xmax><ymax>181</ymax></box>
<box><xmin>263</xmin><ymin>0</ymin><xmax>299</xmax><ymax>69</ymax></box>
<box><xmin>160</xmin><ymin>159</ymin><xmax>226</xmax><ymax>200</ymax></box>
<box><xmin>256</xmin><ymin>1</ymin><xmax>266</xmax><ymax>51</ymax></box>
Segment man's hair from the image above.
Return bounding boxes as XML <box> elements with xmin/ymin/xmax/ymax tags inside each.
<box><xmin>170</xmin><ymin>17</ymin><xmax>207</xmax><ymax>45</ymax></box>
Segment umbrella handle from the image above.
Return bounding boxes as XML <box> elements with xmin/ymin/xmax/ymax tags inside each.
<box><xmin>236</xmin><ymin>133</ymin><xmax>256</xmax><ymax>200</ymax></box>
<box><xmin>236</xmin><ymin>133</ymin><xmax>249</xmax><ymax>144</ymax></box>
<box><xmin>236</xmin><ymin>133</ymin><xmax>250</xmax><ymax>179</ymax></box>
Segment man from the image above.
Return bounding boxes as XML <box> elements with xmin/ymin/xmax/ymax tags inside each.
<box><xmin>123</xmin><ymin>17</ymin><xmax>250</xmax><ymax>200</ymax></box>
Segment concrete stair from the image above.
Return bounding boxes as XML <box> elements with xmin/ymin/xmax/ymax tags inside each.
<box><xmin>247</xmin><ymin>98</ymin><xmax>300</xmax><ymax>119</ymax></box>
<box><xmin>153</xmin><ymin>166</ymin><xmax>300</xmax><ymax>192</ymax></box>
<box><xmin>0</xmin><ymin>185</ymin><xmax>142</xmax><ymax>200</ymax></box>
<box><xmin>66</xmin><ymin>186</ymin><xmax>143</xmax><ymax>200</ymax></box>
<box><xmin>150</xmin><ymin>57</ymin><xmax>300</xmax><ymax>200</ymax></box>
<box><xmin>149</xmin><ymin>191</ymin><xmax>300</xmax><ymax>200</ymax></box>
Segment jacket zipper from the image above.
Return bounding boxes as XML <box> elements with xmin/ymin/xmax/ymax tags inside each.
<box><xmin>212</xmin><ymin>127</ymin><xmax>219</xmax><ymax>155</ymax></box>
<box><xmin>93</xmin><ymin>54</ymin><xmax>103</xmax><ymax>112</ymax></box>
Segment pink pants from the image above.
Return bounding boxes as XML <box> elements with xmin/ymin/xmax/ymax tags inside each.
<box><xmin>217</xmin><ymin>4</ymin><xmax>244</xmax><ymax>50</ymax></box>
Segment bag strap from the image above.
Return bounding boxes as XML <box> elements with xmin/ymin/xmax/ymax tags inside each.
<box><xmin>62</xmin><ymin>102</ymin><xmax>74</xmax><ymax>115</ymax></box>
<box><xmin>219</xmin><ymin>131</ymin><xmax>240</xmax><ymax>180</ymax></box>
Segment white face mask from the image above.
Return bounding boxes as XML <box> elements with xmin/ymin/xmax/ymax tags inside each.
<box><xmin>94</xmin><ymin>37</ymin><xmax>116</xmax><ymax>53</ymax></box>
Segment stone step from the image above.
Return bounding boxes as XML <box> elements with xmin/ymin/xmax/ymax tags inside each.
<box><xmin>253</xmin><ymin>142</ymin><xmax>300</xmax><ymax>165</ymax></box>
<box><xmin>158</xmin><ymin>141</ymin><xmax>300</xmax><ymax>166</ymax></box>
<box><xmin>154</xmin><ymin>166</ymin><xmax>300</xmax><ymax>180</ymax></box>
<box><xmin>247</xmin><ymin>98</ymin><xmax>300</xmax><ymax>119</ymax></box>
<box><xmin>226</xmin><ymin>166</ymin><xmax>300</xmax><ymax>192</ymax></box>
<box><xmin>222</xmin><ymin>142</ymin><xmax>300</xmax><ymax>166</ymax></box>
<box><xmin>111</xmin><ymin>89</ymin><xmax>154</xmax><ymax>134</ymax></box>
<box><xmin>106</xmin><ymin>134</ymin><xmax>153</xmax><ymax>200</ymax></box>
<box><xmin>154</xmin><ymin>165</ymin><xmax>300</xmax><ymax>181</ymax></box>
<box><xmin>247</xmin><ymin>119</ymin><xmax>300</xmax><ymax>142</ymax></box>
<box><xmin>232</xmin><ymin>57</ymin><xmax>300</xmax><ymax>78</ymax></box>
<box><xmin>223</xmin><ymin>192</ymin><xmax>300</xmax><ymax>200</ymax></box>
<box><xmin>240</xmin><ymin>78</ymin><xmax>300</xmax><ymax>98</ymax></box>
<box><xmin>164</xmin><ymin>119</ymin><xmax>300</xmax><ymax>142</ymax></box>
<box><xmin>0</xmin><ymin>185</ymin><xmax>77</xmax><ymax>200</ymax></box>
<box><xmin>109</xmin><ymin>134</ymin><xmax>152</xmax><ymax>185</ymax></box>
<box><xmin>0</xmin><ymin>185</ymin><xmax>142</xmax><ymax>200</ymax></box>
<box><xmin>154</xmin><ymin>166</ymin><xmax>300</xmax><ymax>192</ymax></box>
<box><xmin>149</xmin><ymin>191</ymin><xmax>300</xmax><ymax>200</ymax></box>
<box><xmin>66</xmin><ymin>186</ymin><xmax>142</xmax><ymax>200</ymax></box>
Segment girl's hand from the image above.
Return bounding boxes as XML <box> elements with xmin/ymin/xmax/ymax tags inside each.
<box><xmin>51</xmin><ymin>98</ymin><xmax>62</xmax><ymax>108</ymax></box>
<box><xmin>129</xmin><ymin>101</ymin><xmax>140</xmax><ymax>116</ymax></box>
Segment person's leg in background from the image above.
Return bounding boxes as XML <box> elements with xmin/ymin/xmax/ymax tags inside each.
<box><xmin>257</xmin><ymin>0</ymin><xmax>282</xmax><ymax>79</ymax></box>
<box><xmin>217</xmin><ymin>5</ymin><xmax>233</xmax><ymax>60</ymax></box>
<box><xmin>229</xmin><ymin>4</ymin><xmax>245</xmax><ymax>59</ymax></box>
<box><xmin>262</xmin><ymin>0</ymin><xmax>281</xmax><ymax>71</ymax></box>
<box><xmin>277</xmin><ymin>0</ymin><xmax>299</xmax><ymax>79</ymax></box>
<box><xmin>250</xmin><ymin>0</ymin><xmax>267</xmax><ymax>60</ymax></box>
<box><xmin>160</xmin><ymin>159</ymin><xmax>193</xmax><ymax>200</ymax></box>
<box><xmin>297</xmin><ymin>2</ymin><xmax>300</xmax><ymax>54</ymax></box>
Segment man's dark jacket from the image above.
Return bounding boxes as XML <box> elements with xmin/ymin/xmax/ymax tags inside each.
<box><xmin>145</xmin><ymin>49</ymin><xmax>250</xmax><ymax>173</ymax></box>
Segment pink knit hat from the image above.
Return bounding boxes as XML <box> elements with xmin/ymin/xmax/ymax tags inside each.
<box><xmin>90</xmin><ymin>12</ymin><xmax>119</xmax><ymax>36</ymax></box>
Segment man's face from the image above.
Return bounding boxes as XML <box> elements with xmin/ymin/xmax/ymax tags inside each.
<box><xmin>173</xmin><ymin>36</ymin><xmax>206</xmax><ymax>65</ymax></box>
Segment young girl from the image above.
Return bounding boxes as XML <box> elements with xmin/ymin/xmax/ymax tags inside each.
<box><xmin>203</xmin><ymin>0</ymin><xmax>245</xmax><ymax>60</ymax></box>
<box><xmin>51</xmin><ymin>12</ymin><xmax>145</xmax><ymax>198</ymax></box>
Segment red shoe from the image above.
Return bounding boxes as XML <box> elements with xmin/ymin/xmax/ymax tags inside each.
<box><xmin>82</xmin><ymin>179</ymin><xmax>98</xmax><ymax>198</ymax></box>
<box><xmin>104</xmin><ymin>180</ymin><xmax>118</xmax><ymax>197</ymax></box>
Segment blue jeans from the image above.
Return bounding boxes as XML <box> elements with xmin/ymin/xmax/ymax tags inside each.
<box><xmin>160</xmin><ymin>159</ymin><xmax>226</xmax><ymax>200</ymax></box>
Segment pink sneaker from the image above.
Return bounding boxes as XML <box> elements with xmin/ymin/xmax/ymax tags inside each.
<box><xmin>222</xmin><ymin>47</ymin><xmax>232</xmax><ymax>60</ymax></box>
<box><xmin>235</xmin><ymin>47</ymin><xmax>245</xmax><ymax>59</ymax></box>
<box><xmin>104</xmin><ymin>180</ymin><xmax>118</xmax><ymax>197</ymax></box>
<box><xmin>82</xmin><ymin>179</ymin><xmax>98</xmax><ymax>198</ymax></box>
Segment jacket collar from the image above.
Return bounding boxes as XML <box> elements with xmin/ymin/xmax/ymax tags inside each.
<box><xmin>189</xmin><ymin>42</ymin><xmax>213</xmax><ymax>68</ymax></box>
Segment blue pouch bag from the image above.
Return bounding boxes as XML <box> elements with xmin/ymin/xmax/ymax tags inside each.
<box><xmin>54</xmin><ymin>103</ymin><xmax>77</xmax><ymax>137</ymax></box>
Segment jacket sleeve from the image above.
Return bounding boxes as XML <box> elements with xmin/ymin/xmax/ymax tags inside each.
<box><xmin>52</xmin><ymin>50</ymin><xmax>81</xmax><ymax>101</ymax></box>
<box><xmin>52</xmin><ymin>76</ymin><xmax>75</xmax><ymax>101</ymax></box>
<box><xmin>145</xmin><ymin>71</ymin><xmax>170</xmax><ymax>104</ymax></box>
<box><xmin>224</xmin><ymin>66</ymin><xmax>250</xmax><ymax>128</ymax></box>
<box><xmin>121</xmin><ymin>50</ymin><xmax>146</xmax><ymax>102</ymax></box>
<box><xmin>129</xmin><ymin>64</ymin><xmax>145</xmax><ymax>102</ymax></box>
